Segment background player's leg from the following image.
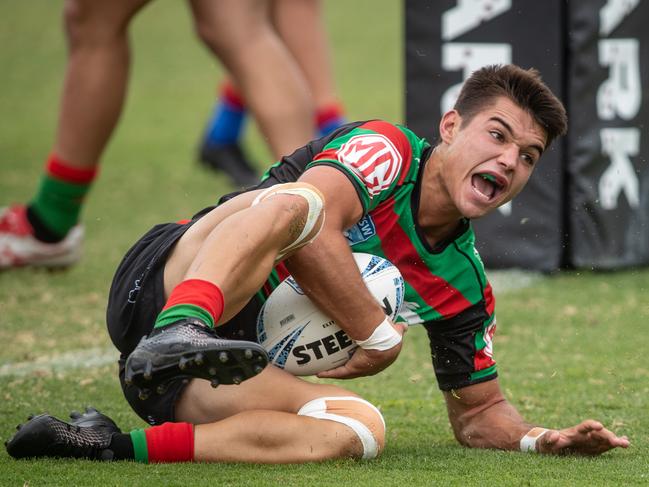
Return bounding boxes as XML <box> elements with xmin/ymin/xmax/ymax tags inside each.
<box><xmin>271</xmin><ymin>0</ymin><xmax>346</xmax><ymax>136</ymax></box>
<box><xmin>189</xmin><ymin>0</ymin><xmax>314</xmax><ymax>159</ymax></box>
<box><xmin>0</xmin><ymin>0</ymin><xmax>150</xmax><ymax>268</ymax></box>
<box><xmin>55</xmin><ymin>0</ymin><xmax>150</xmax><ymax>168</ymax></box>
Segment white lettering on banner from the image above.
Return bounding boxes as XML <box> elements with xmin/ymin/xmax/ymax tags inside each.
<box><xmin>599</xmin><ymin>0</ymin><xmax>640</xmax><ymax>36</ymax></box>
<box><xmin>440</xmin><ymin>2</ymin><xmax>513</xmax><ymax>216</ymax></box>
<box><xmin>441</xmin><ymin>43</ymin><xmax>512</xmax><ymax>114</ymax></box>
<box><xmin>442</xmin><ymin>0</ymin><xmax>512</xmax><ymax>40</ymax></box>
<box><xmin>597</xmin><ymin>39</ymin><xmax>641</xmax><ymax>120</ymax></box>
<box><xmin>597</xmin><ymin>2</ymin><xmax>642</xmax><ymax>210</ymax></box>
<box><xmin>599</xmin><ymin>128</ymin><xmax>640</xmax><ymax>210</ymax></box>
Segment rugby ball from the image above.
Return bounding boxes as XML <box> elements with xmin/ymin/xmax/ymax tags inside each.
<box><xmin>256</xmin><ymin>253</ymin><xmax>405</xmax><ymax>376</ymax></box>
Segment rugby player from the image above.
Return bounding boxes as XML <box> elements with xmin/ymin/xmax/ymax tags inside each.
<box><xmin>6</xmin><ymin>65</ymin><xmax>629</xmax><ymax>463</ymax></box>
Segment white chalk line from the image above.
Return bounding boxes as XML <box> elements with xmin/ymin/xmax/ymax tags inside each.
<box><xmin>0</xmin><ymin>346</ymin><xmax>116</xmax><ymax>378</ymax></box>
<box><xmin>0</xmin><ymin>270</ymin><xmax>544</xmax><ymax>378</ymax></box>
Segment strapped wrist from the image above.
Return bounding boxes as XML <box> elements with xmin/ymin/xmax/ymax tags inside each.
<box><xmin>520</xmin><ymin>427</ymin><xmax>549</xmax><ymax>452</ymax></box>
<box><xmin>355</xmin><ymin>316</ymin><xmax>401</xmax><ymax>351</ymax></box>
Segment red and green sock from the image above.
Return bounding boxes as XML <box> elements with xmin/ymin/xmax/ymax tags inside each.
<box><xmin>153</xmin><ymin>278</ymin><xmax>225</xmax><ymax>330</ymax></box>
<box><xmin>110</xmin><ymin>422</ymin><xmax>195</xmax><ymax>463</ymax></box>
<box><xmin>27</xmin><ymin>153</ymin><xmax>97</xmax><ymax>242</ymax></box>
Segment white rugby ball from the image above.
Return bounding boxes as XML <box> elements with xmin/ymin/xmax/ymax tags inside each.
<box><xmin>256</xmin><ymin>253</ymin><xmax>405</xmax><ymax>376</ymax></box>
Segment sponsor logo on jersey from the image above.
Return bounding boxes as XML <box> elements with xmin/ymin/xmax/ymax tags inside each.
<box><xmin>482</xmin><ymin>320</ymin><xmax>496</xmax><ymax>359</ymax></box>
<box><xmin>344</xmin><ymin>215</ymin><xmax>376</xmax><ymax>244</ymax></box>
<box><xmin>336</xmin><ymin>134</ymin><xmax>403</xmax><ymax>196</ymax></box>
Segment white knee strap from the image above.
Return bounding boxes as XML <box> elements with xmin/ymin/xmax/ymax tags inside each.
<box><xmin>297</xmin><ymin>396</ymin><xmax>385</xmax><ymax>459</ymax></box>
<box><xmin>252</xmin><ymin>184</ymin><xmax>325</xmax><ymax>260</ymax></box>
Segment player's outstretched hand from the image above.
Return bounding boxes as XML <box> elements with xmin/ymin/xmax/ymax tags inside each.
<box><xmin>317</xmin><ymin>322</ymin><xmax>407</xmax><ymax>379</ymax></box>
<box><xmin>537</xmin><ymin>420</ymin><xmax>630</xmax><ymax>455</ymax></box>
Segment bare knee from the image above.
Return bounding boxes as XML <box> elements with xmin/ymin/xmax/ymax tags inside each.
<box><xmin>298</xmin><ymin>396</ymin><xmax>386</xmax><ymax>460</ymax></box>
<box><xmin>63</xmin><ymin>0</ymin><xmax>144</xmax><ymax>47</ymax></box>
<box><xmin>252</xmin><ymin>183</ymin><xmax>326</xmax><ymax>258</ymax></box>
<box><xmin>192</xmin><ymin>0</ymin><xmax>271</xmax><ymax>61</ymax></box>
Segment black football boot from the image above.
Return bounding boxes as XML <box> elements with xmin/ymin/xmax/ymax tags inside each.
<box><xmin>124</xmin><ymin>318</ymin><xmax>268</xmax><ymax>400</ymax></box>
<box><xmin>198</xmin><ymin>142</ymin><xmax>260</xmax><ymax>187</ymax></box>
<box><xmin>6</xmin><ymin>406</ymin><xmax>121</xmax><ymax>460</ymax></box>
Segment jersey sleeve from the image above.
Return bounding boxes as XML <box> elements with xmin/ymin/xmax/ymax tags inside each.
<box><xmin>422</xmin><ymin>283</ymin><xmax>497</xmax><ymax>391</ymax></box>
<box><xmin>306</xmin><ymin>120</ymin><xmax>414</xmax><ymax>213</ymax></box>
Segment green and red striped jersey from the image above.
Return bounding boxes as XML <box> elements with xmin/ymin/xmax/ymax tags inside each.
<box><xmin>223</xmin><ymin>120</ymin><xmax>497</xmax><ymax>390</ymax></box>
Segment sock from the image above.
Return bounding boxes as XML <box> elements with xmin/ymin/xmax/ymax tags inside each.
<box><xmin>108</xmin><ymin>433</ymin><xmax>135</xmax><ymax>460</ymax></box>
<box><xmin>129</xmin><ymin>422</ymin><xmax>194</xmax><ymax>463</ymax></box>
<box><xmin>203</xmin><ymin>82</ymin><xmax>247</xmax><ymax>146</ymax></box>
<box><xmin>153</xmin><ymin>279</ymin><xmax>225</xmax><ymax>330</ymax></box>
<box><xmin>27</xmin><ymin>153</ymin><xmax>98</xmax><ymax>242</ymax></box>
<box><xmin>316</xmin><ymin>102</ymin><xmax>346</xmax><ymax>136</ymax></box>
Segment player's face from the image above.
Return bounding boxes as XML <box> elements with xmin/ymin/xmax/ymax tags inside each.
<box><xmin>441</xmin><ymin>97</ymin><xmax>547</xmax><ymax>219</ymax></box>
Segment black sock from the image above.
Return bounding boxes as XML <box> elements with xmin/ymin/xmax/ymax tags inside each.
<box><xmin>108</xmin><ymin>433</ymin><xmax>135</xmax><ymax>460</ymax></box>
<box><xmin>26</xmin><ymin>205</ymin><xmax>65</xmax><ymax>243</ymax></box>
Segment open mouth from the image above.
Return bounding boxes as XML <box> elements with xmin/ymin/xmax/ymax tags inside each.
<box><xmin>471</xmin><ymin>173</ymin><xmax>505</xmax><ymax>201</ymax></box>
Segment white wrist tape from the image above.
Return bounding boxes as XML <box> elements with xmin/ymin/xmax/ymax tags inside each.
<box><xmin>355</xmin><ymin>317</ymin><xmax>401</xmax><ymax>351</ymax></box>
<box><xmin>520</xmin><ymin>427</ymin><xmax>549</xmax><ymax>452</ymax></box>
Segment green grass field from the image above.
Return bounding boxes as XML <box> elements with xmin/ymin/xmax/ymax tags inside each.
<box><xmin>1</xmin><ymin>1</ymin><xmax>648</xmax><ymax>485</ymax></box>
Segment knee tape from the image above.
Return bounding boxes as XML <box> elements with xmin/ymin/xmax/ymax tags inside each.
<box><xmin>251</xmin><ymin>183</ymin><xmax>325</xmax><ymax>260</ymax></box>
<box><xmin>297</xmin><ymin>396</ymin><xmax>386</xmax><ymax>459</ymax></box>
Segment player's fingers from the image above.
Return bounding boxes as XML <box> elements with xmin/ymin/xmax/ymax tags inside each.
<box><xmin>317</xmin><ymin>361</ymin><xmax>364</xmax><ymax>379</ymax></box>
<box><xmin>316</xmin><ymin>365</ymin><xmax>351</xmax><ymax>379</ymax></box>
<box><xmin>578</xmin><ymin>420</ymin><xmax>603</xmax><ymax>433</ymax></box>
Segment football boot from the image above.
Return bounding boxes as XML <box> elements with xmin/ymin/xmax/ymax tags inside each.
<box><xmin>6</xmin><ymin>406</ymin><xmax>120</xmax><ymax>460</ymax></box>
<box><xmin>124</xmin><ymin>318</ymin><xmax>268</xmax><ymax>400</ymax></box>
<box><xmin>198</xmin><ymin>142</ymin><xmax>259</xmax><ymax>187</ymax></box>
<box><xmin>0</xmin><ymin>205</ymin><xmax>83</xmax><ymax>269</ymax></box>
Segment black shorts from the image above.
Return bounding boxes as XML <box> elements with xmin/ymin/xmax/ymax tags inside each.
<box><xmin>106</xmin><ymin>220</ymin><xmax>263</xmax><ymax>425</ymax></box>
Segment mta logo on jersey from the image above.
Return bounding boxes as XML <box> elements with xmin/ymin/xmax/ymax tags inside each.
<box><xmin>336</xmin><ymin>134</ymin><xmax>402</xmax><ymax>196</ymax></box>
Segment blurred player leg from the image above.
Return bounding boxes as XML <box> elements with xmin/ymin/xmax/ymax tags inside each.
<box><xmin>189</xmin><ymin>0</ymin><xmax>314</xmax><ymax>159</ymax></box>
<box><xmin>0</xmin><ymin>0</ymin><xmax>150</xmax><ymax>269</ymax></box>
<box><xmin>198</xmin><ymin>80</ymin><xmax>259</xmax><ymax>187</ymax></box>
<box><xmin>271</xmin><ymin>0</ymin><xmax>346</xmax><ymax>136</ymax></box>
<box><xmin>197</xmin><ymin>0</ymin><xmax>345</xmax><ymax>183</ymax></box>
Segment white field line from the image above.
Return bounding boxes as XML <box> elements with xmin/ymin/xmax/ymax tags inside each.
<box><xmin>487</xmin><ymin>269</ymin><xmax>544</xmax><ymax>294</ymax></box>
<box><xmin>0</xmin><ymin>346</ymin><xmax>116</xmax><ymax>378</ymax></box>
<box><xmin>0</xmin><ymin>271</ymin><xmax>544</xmax><ymax>378</ymax></box>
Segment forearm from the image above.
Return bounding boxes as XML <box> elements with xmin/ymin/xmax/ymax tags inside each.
<box><xmin>285</xmin><ymin>229</ymin><xmax>386</xmax><ymax>340</ymax></box>
<box><xmin>448</xmin><ymin>395</ymin><xmax>534</xmax><ymax>450</ymax></box>
<box><xmin>445</xmin><ymin>380</ymin><xmax>629</xmax><ymax>456</ymax></box>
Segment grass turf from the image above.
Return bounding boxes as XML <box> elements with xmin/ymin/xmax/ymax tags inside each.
<box><xmin>1</xmin><ymin>1</ymin><xmax>648</xmax><ymax>485</ymax></box>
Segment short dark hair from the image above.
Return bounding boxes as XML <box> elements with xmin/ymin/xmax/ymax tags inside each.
<box><xmin>453</xmin><ymin>64</ymin><xmax>567</xmax><ymax>148</ymax></box>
